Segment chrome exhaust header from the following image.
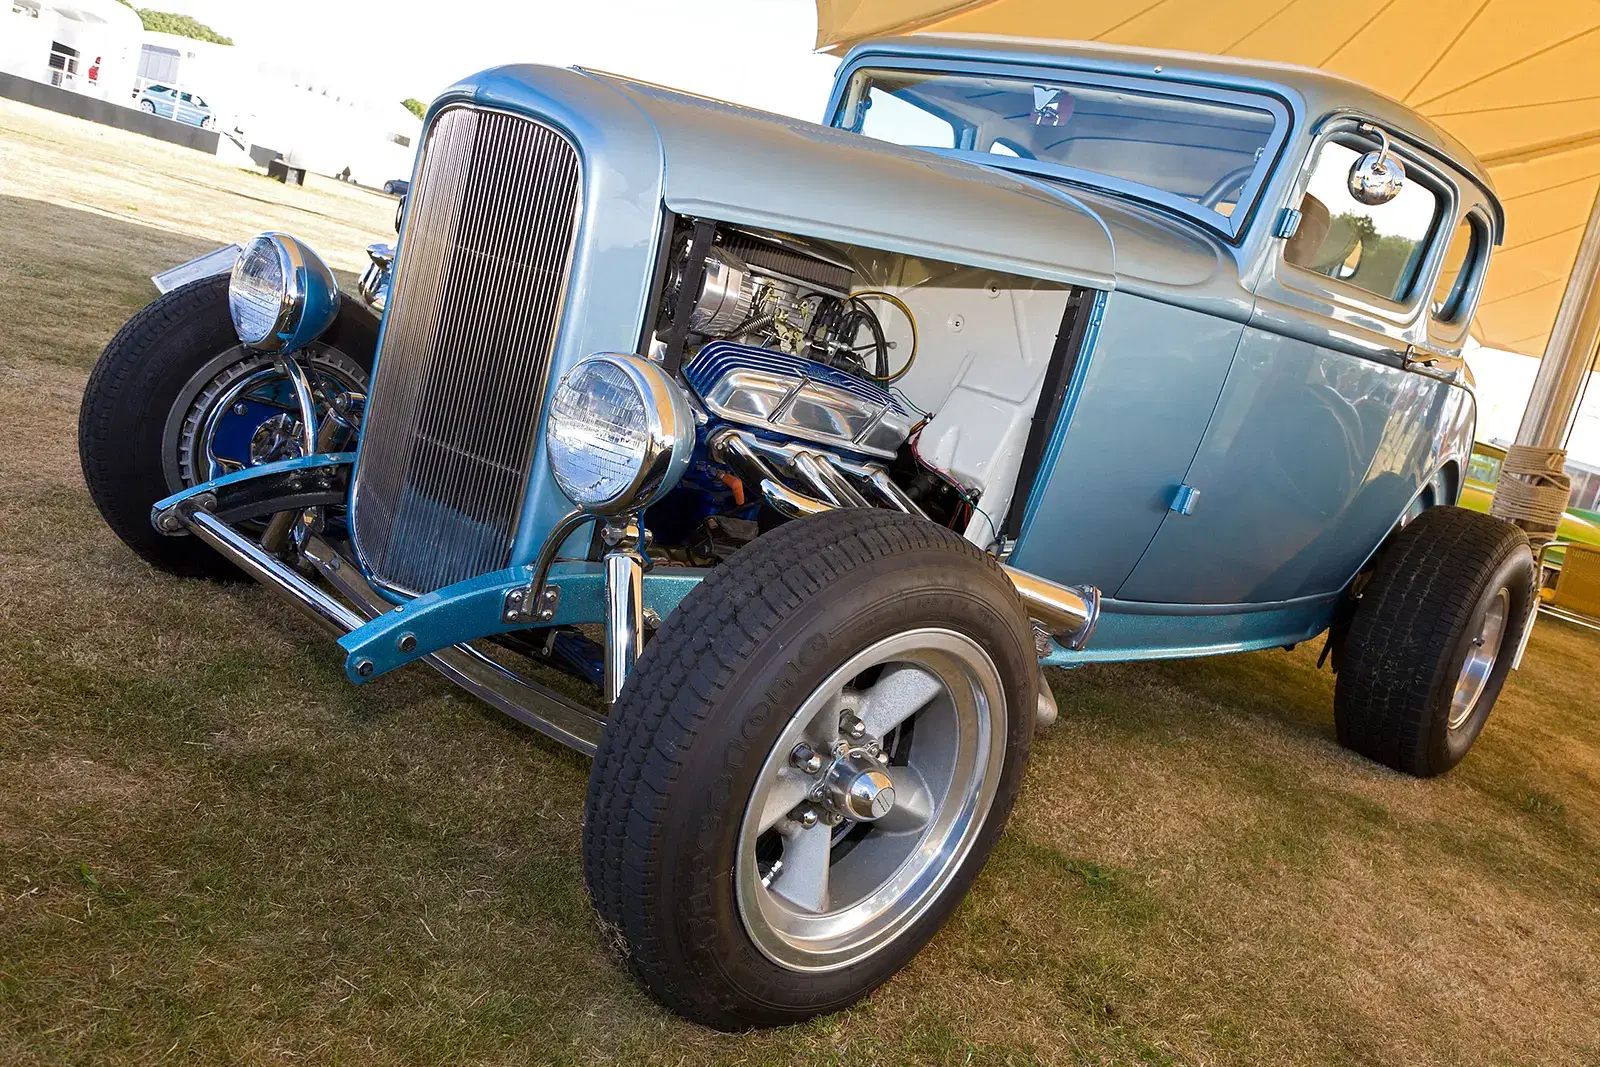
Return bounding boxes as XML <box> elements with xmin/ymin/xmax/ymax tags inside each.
<box><xmin>708</xmin><ymin>428</ymin><xmax>1100</xmax><ymax>652</ymax></box>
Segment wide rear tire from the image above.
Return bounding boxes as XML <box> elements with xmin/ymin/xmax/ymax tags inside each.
<box><xmin>582</xmin><ymin>509</ymin><xmax>1037</xmax><ymax>1029</ymax></box>
<box><xmin>1334</xmin><ymin>506</ymin><xmax>1536</xmax><ymax>776</ymax></box>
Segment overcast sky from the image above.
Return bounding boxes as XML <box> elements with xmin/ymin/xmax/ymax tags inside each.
<box><xmin>147</xmin><ymin>0</ymin><xmax>841</xmax><ymax>120</ymax></box>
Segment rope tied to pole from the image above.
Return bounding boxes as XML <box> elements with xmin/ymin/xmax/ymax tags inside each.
<box><xmin>1489</xmin><ymin>444</ymin><xmax>1572</xmax><ymax>537</ymax></box>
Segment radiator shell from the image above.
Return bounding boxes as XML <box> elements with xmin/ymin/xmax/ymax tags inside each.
<box><xmin>351</xmin><ymin>105</ymin><xmax>583</xmax><ymax>595</ymax></box>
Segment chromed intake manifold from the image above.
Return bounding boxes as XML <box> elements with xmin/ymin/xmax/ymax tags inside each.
<box><xmin>708</xmin><ymin>428</ymin><xmax>1100</xmax><ymax>652</ymax></box>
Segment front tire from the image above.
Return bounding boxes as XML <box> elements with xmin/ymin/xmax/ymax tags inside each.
<box><xmin>78</xmin><ymin>274</ymin><xmax>377</xmax><ymax>579</ymax></box>
<box><xmin>1334</xmin><ymin>506</ymin><xmax>1536</xmax><ymax>776</ymax></box>
<box><xmin>582</xmin><ymin>509</ymin><xmax>1037</xmax><ymax>1029</ymax></box>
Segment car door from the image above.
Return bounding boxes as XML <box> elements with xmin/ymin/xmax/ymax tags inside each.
<box><xmin>1008</xmin><ymin>289</ymin><xmax>1244</xmax><ymax>596</ymax></box>
<box><xmin>177</xmin><ymin>92</ymin><xmax>199</xmax><ymax>125</ymax></box>
<box><xmin>1118</xmin><ymin>118</ymin><xmax>1482</xmax><ymax>606</ymax></box>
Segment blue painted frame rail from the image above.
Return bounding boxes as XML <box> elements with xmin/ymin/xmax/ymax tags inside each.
<box><xmin>336</xmin><ymin>562</ymin><xmax>709</xmax><ymax>683</ymax></box>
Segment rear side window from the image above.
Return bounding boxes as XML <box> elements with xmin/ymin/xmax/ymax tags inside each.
<box><xmin>1284</xmin><ymin>139</ymin><xmax>1441</xmax><ymax>303</ymax></box>
<box><xmin>1430</xmin><ymin>215</ymin><xmax>1485</xmax><ymax>322</ymax></box>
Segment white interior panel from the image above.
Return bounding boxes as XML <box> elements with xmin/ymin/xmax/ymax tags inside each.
<box><xmin>854</xmin><ymin>263</ymin><xmax>1071</xmax><ymax>545</ymax></box>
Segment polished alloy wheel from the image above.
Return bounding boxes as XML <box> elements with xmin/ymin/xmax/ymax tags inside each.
<box><xmin>736</xmin><ymin>628</ymin><xmax>1006</xmax><ymax>972</ymax></box>
<box><xmin>1448</xmin><ymin>587</ymin><xmax>1509</xmax><ymax>730</ymax></box>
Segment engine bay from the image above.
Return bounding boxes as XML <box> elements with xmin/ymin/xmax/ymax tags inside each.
<box><xmin>642</xmin><ymin>219</ymin><xmax>1077</xmax><ymax>566</ymax></box>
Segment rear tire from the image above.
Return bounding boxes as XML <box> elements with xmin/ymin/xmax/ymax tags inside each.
<box><xmin>1334</xmin><ymin>506</ymin><xmax>1536</xmax><ymax>776</ymax></box>
<box><xmin>78</xmin><ymin>275</ymin><xmax>377</xmax><ymax>579</ymax></box>
<box><xmin>582</xmin><ymin>509</ymin><xmax>1037</xmax><ymax>1029</ymax></box>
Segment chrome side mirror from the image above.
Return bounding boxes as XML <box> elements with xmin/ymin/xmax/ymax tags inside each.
<box><xmin>1348</xmin><ymin>123</ymin><xmax>1406</xmax><ymax>206</ymax></box>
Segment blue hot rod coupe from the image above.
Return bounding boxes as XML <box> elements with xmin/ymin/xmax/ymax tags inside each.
<box><xmin>80</xmin><ymin>36</ymin><xmax>1537</xmax><ymax>1028</ymax></box>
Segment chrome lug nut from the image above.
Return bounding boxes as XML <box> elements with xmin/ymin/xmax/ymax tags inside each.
<box><xmin>790</xmin><ymin>805</ymin><xmax>820</xmax><ymax>829</ymax></box>
<box><xmin>790</xmin><ymin>742</ymin><xmax>824</xmax><ymax>775</ymax></box>
<box><xmin>841</xmin><ymin>713</ymin><xmax>867</xmax><ymax>740</ymax></box>
<box><xmin>875</xmin><ymin>750</ymin><xmax>891</xmax><ymax>765</ymax></box>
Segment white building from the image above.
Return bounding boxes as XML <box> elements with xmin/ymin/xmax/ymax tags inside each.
<box><xmin>221</xmin><ymin>56</ymin><xmax>422</xmax><ymax>186</ymax></box>
<box><xmin>3</xmin><ymin>3</ymin><xmax>420</xmax><ymax>186</ymax></box>
<box><xmin>131</xmin><ymin>31</ymin><xmax>421</xmax><ymax>185</ymax></box>
<box><xmin>2</xmin><ymin>0</ymin><xmax>143</xmax><ymax>101</ymax></box>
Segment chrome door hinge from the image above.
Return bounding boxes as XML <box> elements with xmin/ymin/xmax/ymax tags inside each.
<box><xmin>1273</xmin><ymin>207</ymin><xmax>1303</xmax><ymax>239</ymax></box>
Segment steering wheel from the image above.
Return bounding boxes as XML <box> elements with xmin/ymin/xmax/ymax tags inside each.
<box><xmin>1199</xmin><ymin>164</ymin><xmax>1257</xmax><ymax>210</ymax></box>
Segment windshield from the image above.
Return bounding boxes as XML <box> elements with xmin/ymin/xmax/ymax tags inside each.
<box><xmin>836</xmin><ymin>68</ymin><xmax>1281</xmax><ymax>234</ymax></box>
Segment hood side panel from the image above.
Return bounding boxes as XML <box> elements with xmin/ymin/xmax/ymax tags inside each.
<box><xmin>592</xmin><ymin>73</ymin><xmax>1117</xmax><ymax>290</ymax></box>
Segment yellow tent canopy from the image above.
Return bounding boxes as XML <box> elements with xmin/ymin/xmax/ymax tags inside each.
<box><xmin>816</xmin><ymin>0</ymin><xmax>1600</xmax><ymax>360</ymax></box>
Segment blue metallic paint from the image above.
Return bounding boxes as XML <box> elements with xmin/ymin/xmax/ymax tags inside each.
<box><xmin>1009</xmin><ymin>290</ymin><xmax>1245</xmax><ymax>595</ymax></box>
<box><xmin>1039</xmin><ymin>593</ymin><xmax>1338</xmax><ymax>667</ymax></box>
<box><xmin>1118</xmin><ymin>327</ymin><xmax>1474</xmax><ymax>604</ymax></box>
<box><xmin>349</xmin><ymin>66</ymin><xmax>672</xmax><ymax>598</ymax></box>
<box><xmin>278</xmin><ymin>237</ymin><xmax>341</xmax><ymax>353</ymax></box>
<box><xmin>149</xmin><ymin>451</ymin><xmax>356</xmax><ymax>522</ymax></box>
<box><xmin>337</xmin><ymin>562</ymin><xmax>709</xmax><ymax>683</ymax></box>
<box><xmin>256</xmin><ymin>42</ymin><xmax>1492</xmax><ymax>675</ymax></box>
<box><xmin>147</xmin><ymin>454</ymin><xmax>713</xmax><ymax>680</ymax></box>
<box><xmin>591</xmin><ymin>72</ymin><xmax>1119</xmax><ymax>291</ymax></box>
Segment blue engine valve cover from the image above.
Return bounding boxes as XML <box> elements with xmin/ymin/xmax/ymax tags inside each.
<box><xmin>682</xmin><ymin>340</ymin><xmax>914</xmax><ymax>459</ymax></box>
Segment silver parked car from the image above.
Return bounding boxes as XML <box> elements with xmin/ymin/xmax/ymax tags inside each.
<box><xmin>136</xmin><ymin>83</ymin><xmax>216</xmax><ymax>129</ymax></box>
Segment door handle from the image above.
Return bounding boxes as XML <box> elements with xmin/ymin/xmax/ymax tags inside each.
<box><xmin>1403</xmin><ymin>344</ymin><xmax>1465</xmax><ymax>377</ymax></box>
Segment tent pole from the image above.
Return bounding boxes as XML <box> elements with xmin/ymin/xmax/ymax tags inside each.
<box><xmin>1490</xmin><ymin>184</ymin><xmax>1600</xmax><ymax>543</ymax></box>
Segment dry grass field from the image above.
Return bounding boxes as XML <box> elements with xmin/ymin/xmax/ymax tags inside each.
<box><xmin>2</xmin><ymin>98</ymin><xmax>1599</xmax><ymax>1066</ymax></box>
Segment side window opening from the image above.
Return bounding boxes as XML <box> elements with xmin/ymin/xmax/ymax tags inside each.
<box><xmin>855</xmin><ymin>84</ymin><xmax>958</xmax><ymax>150</ymax></box>
<box><xmin>1284</xmin><ymin>136</ymin><xmax>1442</xmax><ymax>304</ymax></box>
<box><xmin>1430</xmin><ymin>214</ymin><xmax>1485</xmax><ymax>323</ymax></box>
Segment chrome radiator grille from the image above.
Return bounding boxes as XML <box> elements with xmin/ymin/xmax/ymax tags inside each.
<box><xmin>351</xmin><ymin>106</ymin><xmax>582</xmax><ymax>594</ymax></box>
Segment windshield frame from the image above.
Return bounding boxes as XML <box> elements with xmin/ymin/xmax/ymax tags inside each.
<box><xmin>827</xmin><ymin>57</ymin><xmax>1294</xmax><ymax>243</ymax></box>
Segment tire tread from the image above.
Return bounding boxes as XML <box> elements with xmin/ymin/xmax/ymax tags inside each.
<box><xmin>1335</xmin><ymin>506</ymin><xmax>1534</xmax><ymax>775</ymax></box>
<box><xmin>583</xmin><ymin>509</ymin><xmax>1028</xmax><ymax>1028</ymax></box>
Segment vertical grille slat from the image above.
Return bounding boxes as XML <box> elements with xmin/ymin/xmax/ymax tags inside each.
<box><xmin>352</xmin><ymin>107</ymin><xmax>582</xmax><ymax>594</ymax></box>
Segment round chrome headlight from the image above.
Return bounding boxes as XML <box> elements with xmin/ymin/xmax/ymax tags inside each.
<box><xmin>546</xmin><ymin>354</ymin><xmax>695</xmax><ymax>514</ymax></box>
<box><xmin>228</xmin><ymin>233</ymin><xmax>340</xmax><ymax>352</ymax></box>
